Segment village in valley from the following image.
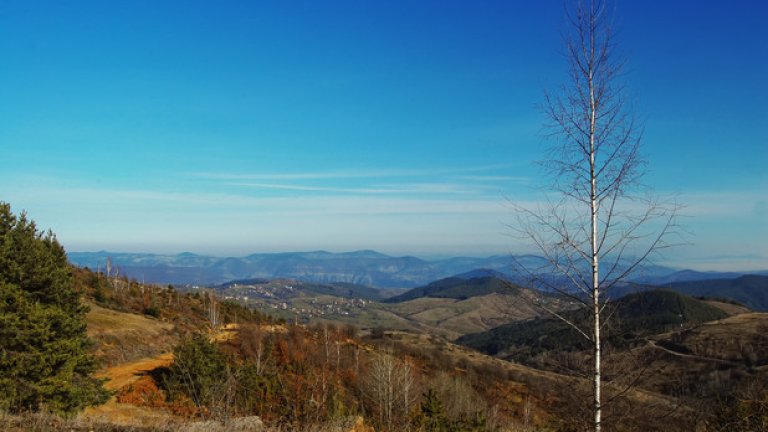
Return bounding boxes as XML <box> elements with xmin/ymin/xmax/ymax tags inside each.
<box><xmin>211</xmin><ymin>280</ymin><xmax>372</xmax><ymax>322</ymax></box>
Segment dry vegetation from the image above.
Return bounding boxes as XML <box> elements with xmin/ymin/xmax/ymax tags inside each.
<box><xmin>635</xmin><ymin>313</ymin><xmax>768</xmax><ymax>404</ymax></box>
<box><xmin>86</xmin><ymin>304</ymin><xmax>176</xmax><ymax>366</ymax></box>
<box><xmin>374</xmin><ymin>330</ymin><xmax>692</xmax><ymax>432</ymax></box>
<box><xmin>8</xmin><ymin>266</ymin><xmax>766</xmax><ymax>431</ymax></box>
<box><xmin>65</xmin><ymin>268</ymin><xmax>545</xmax><ymax>431</ymax></box>
<box><xmin>385</xmin><ymin>292</ymin><xmax>548</xmax><ymax>340</ymax></box>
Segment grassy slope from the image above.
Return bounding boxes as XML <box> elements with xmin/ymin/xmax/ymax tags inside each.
<box><xmin>86</xmin><ymin>303</ymin><xmax>176</xmax><ymax>366</ymax></box>
<box><xmin>388</xmin><ymin>292</ymin><xmax>547</xmax><ymax>339</ymax></box>
<box><xmin>457</xmin><ymin>290</ymin><xmax>729</xmax><ymax>357</ymax></box>
<box><xmin>315</xmin><ymin>290</ymin><xmax>558</xmax><ymax>340</ymax></box>
<box><xmin>321</xmin><ymin>276</ymin><xmax>567</xmax><ymax>340</ymax></box>
<box><xmin>609</xmin><ymin>312</ymin><xmax>768</xmax><ymax>405</ymax></box>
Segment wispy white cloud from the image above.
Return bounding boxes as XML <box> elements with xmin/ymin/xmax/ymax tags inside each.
<box><xmin>197</xmin><ymin>170</ymin><xmax>393</xmax><ymax>181</ymax></box>
<box><xmin>674</xmin><ymin>190</ymin><xmax>768</xmax><ymax>217</ymax></box>
<box><xmin>226</xmin><ymin>182</ymin><xmax>400</xmax><ymax>194</ymax></box>
<box><xmin>228</xmin><ymin>181</ymin><xmax>498</xmax><ymax>195</ymax></box>
<box><xmin>6</xmin><ymin>184</ymin><xmax>507</xmax><ymax>216</ymax></box>
<box><xmin>194</xmin><ymin>164</ymin><xmax>527</xmax><ymax>198</ymax></box>
<box><xmin>456</xmin><ymin>175</ymin><xmax>529</xmax><ymax>182</ymax></box>
<box><xmin>193</xmin><ymin>163</ymin><xmax>524</xmax><ymax>182</ymax></box>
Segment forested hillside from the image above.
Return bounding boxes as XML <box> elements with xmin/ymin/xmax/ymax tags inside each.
<box><xmin>385</xmin><ymin>276</ymin><xmax>522</xmax><ymax>303</ymax></box>
<box><xmin>458</xmin><ymin>290</ymin><xmax>728</xmax><ymax>359</ymax></box>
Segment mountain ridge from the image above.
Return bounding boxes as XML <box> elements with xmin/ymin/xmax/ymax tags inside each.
<box><xmin>67</xmin><ymin>249</ymin><xmax>767</xmax><ymax>289</ymax></box>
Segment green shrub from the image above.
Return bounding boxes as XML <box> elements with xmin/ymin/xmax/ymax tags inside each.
<box><xmin>162</xmin><ymin>333</ymin><xmax>230</xmax><ymax>410</ymax></box>
<box><xmin>143</xmin><ymin>304</ymin><xmax>161</xmax><ymax>318</ymax></box>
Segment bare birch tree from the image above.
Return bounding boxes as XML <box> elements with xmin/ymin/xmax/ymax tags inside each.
<box><xmin>511</xmin><ymin>1</ymin><xmax>680</xmax><ymax>431</ymax></box>
<box><xmin>366</xmin><ymin>351</ymin><xmax>418</xmax><ymax>431</ymax></box>
<box><xmin>206</xmin><ymin>288</ymin><xmax>220</xmax><ymax>329</ymax></box>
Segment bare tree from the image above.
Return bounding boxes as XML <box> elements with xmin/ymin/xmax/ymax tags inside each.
<box><xmin>511</xmin><ymin>1</ymin><xmax>680</xmax><ymax>431</ymax></box>
<box><xmin>240</xmin><ymin>324</ymin><xmax>267</xmax><ymax>375</ymax></box>
<box><xmin>367</xmin><ymin>352</ymin><xmax>397</xmax><ymax>430</ymax></box>
<box><xmin>366</xmin><ymin>350</ymin><xmax>419</xmax><ymax>431</ymax></box>
<box><xmin>206</xmin><ymin>289</ymin><xmax>220</xmax><ymax>329</ymax></box>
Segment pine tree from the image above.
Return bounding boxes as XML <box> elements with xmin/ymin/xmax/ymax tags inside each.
<box><xmin>163</xmin><ymin>333</ymin><xmax>230</xmax><ymax>414</ymax></box>
<box><xmin>0</xmin><ymin>202</ymin><xmax>109</xmax><ymax>414</ymax></box>
<box><xmin>417</xmin><ymin>389</ymin><xmax>453</xmax><ymax>432</ymax></box>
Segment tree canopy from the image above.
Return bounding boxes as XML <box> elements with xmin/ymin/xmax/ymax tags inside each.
<box><xmin>0</xmin><ymin>202</ymin><xmax>108</xmax><ymax>414</ymax></box>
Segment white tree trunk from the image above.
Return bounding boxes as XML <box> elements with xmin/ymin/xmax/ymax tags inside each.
<box><xmin>589</xmin><ymin>42</ymin><xmax>602</xmax><ymax>432</ymax></box>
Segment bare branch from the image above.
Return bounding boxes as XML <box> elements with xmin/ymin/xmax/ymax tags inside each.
<box><xmin>509</xmin><ymin>2</ymin><xmax>682</xmax><ymax>431</ymax></box>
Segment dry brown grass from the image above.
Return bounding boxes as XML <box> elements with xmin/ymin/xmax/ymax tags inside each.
<box><xmin>87</xmin><ymin>303</ymin><xmax>178</xmax><ymax>366</ymax></box>
<box><xmin>82</xmin><ymin>307</ymin><xmax>237</xmax><ymax>427</ymax></box>
<box><xmin>703</xmin><ymin>299</ymin><xmax>752</xmax><ymax>315</ymax></box>
<box><xmin>86</xmin><ymin>303</ymin><xmax>174</xmax><ymax>336</ymax></box>
<box><xmin>386</xmin><ymin>292</ymin><xmax>547</xmax><ymax>340</ymax></box>
<box><xmin>653</xmin><ymin>312</ymin><xmax>768</xmax><ymax>364</ymax></box>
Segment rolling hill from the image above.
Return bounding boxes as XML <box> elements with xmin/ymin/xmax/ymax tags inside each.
<box><xmin>366</xmin><ymin>276</ymin><xmax>569</xmax><ymax>339</ymax></box>
<box><xmin>612</xmin><ymin>274</ymin><xmax>768</xmax><ymax>312</ymax></box>
<box><xmin>660</xmin><ymin>274</ymin><xmax>768</xmax><ymax>311</ymax></box>
<box><xmin>457</xmin><ymin>290</ymin><xmax>729</xmax><ymax>358</ymax></box>
<box><xmin>384</xmin><ymin>275</ymin><xmax>524</xmax><ymax>303</ymax></box>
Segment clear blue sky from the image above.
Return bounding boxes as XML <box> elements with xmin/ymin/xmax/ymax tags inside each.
<box><xmin>1</xmin><ymin>1</ymin><xmax>766</xmax><ymax>271</ymax></box>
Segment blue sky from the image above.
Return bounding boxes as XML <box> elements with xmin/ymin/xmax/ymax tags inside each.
<box><xmin>1</xmin><ymin>1</ymin><xmax>766</xmax><ymax>271</ymax></box>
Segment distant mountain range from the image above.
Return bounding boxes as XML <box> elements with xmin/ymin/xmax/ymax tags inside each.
<box><xmin>67</xmin><ymin>249</ymin><xmax>768</xmax><ymax>290</ymax></box>
<box><xmin>66</xmin><ymin>250</ymin><xmax>544</xmax><ymax>288</ymax></box>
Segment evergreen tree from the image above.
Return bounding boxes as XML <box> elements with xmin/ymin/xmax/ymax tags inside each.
<box><xmin>164</xmin><ymin>333</ymin><xmax>230</xmax><ymax>411</ymax></box>
<box><xmin>417</xmin><ymin>389</ymin><xmax>453</xmax><ymax>432</ymax></box>
<box><xmin>0</xmin><ymin>202</ymin><xmax>109</xmax><ymax>414</ymax></box>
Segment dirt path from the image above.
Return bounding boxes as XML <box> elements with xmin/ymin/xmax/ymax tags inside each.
<box><xmin>647</xmin><ymin>339</ymin><xmax>742</xmax><ymax>367</ymax></box>
<box><xmin>99</xmin><ymin>352</ymin><xmax>175</xmax><ymax>391</ymax></box>
<box><xmin>81</xmin><ymin>351</ymin><xmax>177</xmax><ymax>426</ymax></box>
<box><xmin>95</xmin><ymin>324</ymin><xmax>244</xmax><ymax>392</ymax></box>
<box><xmin>81</xmin><ymin>326</ymin><xmax>237</xmax><ymax>426</ymax></box>
<box><xmin>79</xmin><ymin>323</ymin><xmax>277</xmax><ymax>427</ymax></box>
